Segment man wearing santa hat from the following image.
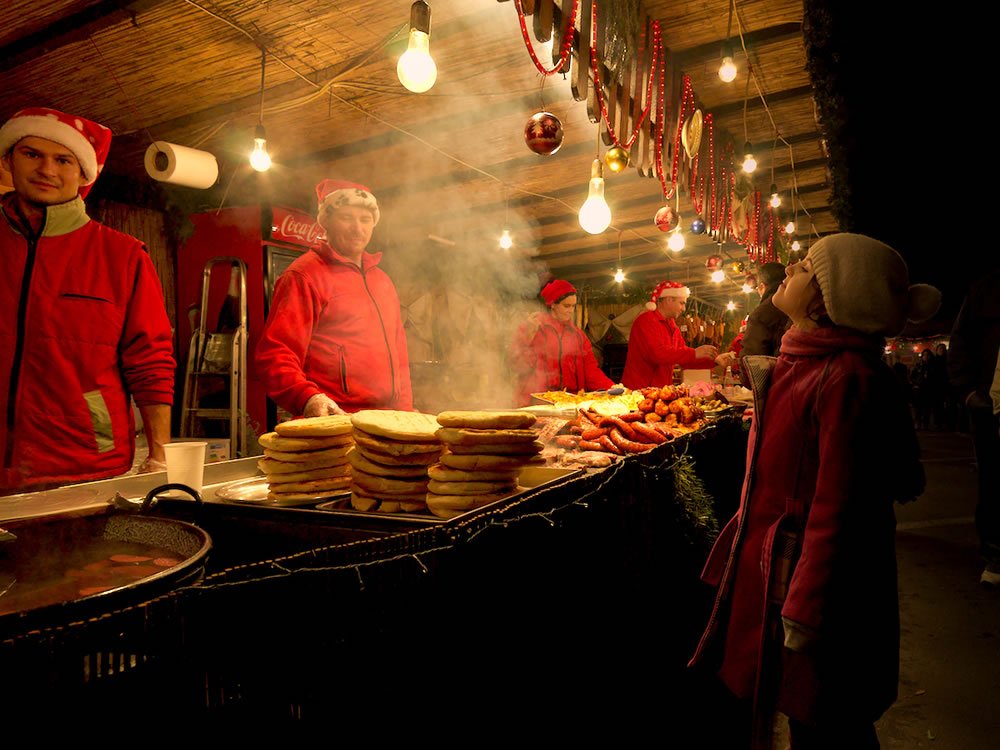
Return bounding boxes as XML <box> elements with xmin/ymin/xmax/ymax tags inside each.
<box><xmin>0</xmin><ymin>108</ymin><xmax>175</xmax><ymax>492</ymax></box>
<box><xmin>510</xmin><ymin>279</ymin><xmax>614</xmax><ymax>406</ymax></box>
<box><xmin>622</xmin><ymin>280</ymin><xmax>734</xmax><ymax>389</ymax></box>
<box><xmin>255</xmin><ymin>179</ymin><xmax>412</xmax><ymax>416</ymax></box>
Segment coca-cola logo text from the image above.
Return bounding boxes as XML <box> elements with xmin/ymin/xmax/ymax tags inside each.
<box><xmin>276</xmin><ymin>213</ymin><xmax>323</xmax><ymax>243</ymax></box>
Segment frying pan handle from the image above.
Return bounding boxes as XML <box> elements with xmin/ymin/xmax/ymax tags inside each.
<box><xmin>141</xmin><ymin>483</ymin><xmax>204</xmax><ymax>524</ymax></box>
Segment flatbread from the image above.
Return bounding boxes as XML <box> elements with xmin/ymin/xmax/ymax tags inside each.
<box><xmin>439</xmin><ymin>453</ymin><xmax>547</xmax><ymax>471</ymax></box>
<box><xmin>353</xmin><ymin>430</ymin><xmax>442</xmax><ymax>456</ymax></box>
<box><xmin>351</xmin><ymin>410</ymin><xmax>440</xmax><ymax>442</ymax></box>
<box><xmin>425</xmin><ymin>491</ymin><xmax>512</xmax><ymax>519</ymax></box>
<box><xmin>357</xmin><ymin>445</ymin><xmax>442</xmax><ymax>467</ymax></box>
<box><xmin>258</xmin><ymin>431</ymin><xmax>353</xmax><ymax>451</ymax></box>
<box><xmin>350</xmin><ymin>469</ymin><xmax>430</xmax><ymax>496</ymax></box>
<box><xmin>268</xmin><ymin>475</ymin><xmax>351</xmax><ymax>493</ymax></box>
<box><xmin>427</xmin><ymin>479</ymin><xmax>517</xmax><ymax>495</ymax></box>
<box><xmin>274</xmin><ymin>415</ymin><xmax>354</xmax><ymax>437</ymax></box>
<box><xmin>447</xmin><ymin>440</ymin><xmax>544</xmax><ymax>455</ymax></box>
<box><xmin>258</xmin><ymin>456</ymin><xmax>349</xmax><ymax>474</ymax></box>
<box><xmin>257</xmin><ymin>462</ymin><xmax>352</xmax><ymax>483</ymax></box>
<box><xmin>263</xmin><ymin>444</ymin><xmax>353</xmax><ymax>463</ymax></box>
<box><xmin>350</xmin><ymin>488</ymin><xmax>427</xmax><ymax>514</ymax></box>
<box><xmin>435</xmin><ymin>427</ymin><xmax>538</xmax><ymax>445</ymax></box>
<box><xmin>348</xmin><ymin>483</ymin><xmax>428</xmax><ymax>502</ymax></box>
<box><xmin>347</xmin><ymin>447</ymin><xmax>429</xmax><ymax>478</ymax></box>
<box><xmin>427</xmin><ymin>464</ymin><xmax>520</xmax><ymax>483</ymax></box>
<box><xmin>436</xmin><ymin>411</ymin><xmax>537</xmax><ymax>429</ymax></box>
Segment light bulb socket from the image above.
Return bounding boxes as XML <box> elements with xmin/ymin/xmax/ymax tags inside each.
<box><xmin>591</xmin><ymin>158</ymin><xmax>604</xmax><ymax>180</ymax></box>
<box><xmin>743</xmin><ymin>141</ymin><xmax>753</xmax><ymax>159</ymax></box>
<box><xmin>769</xmin><ymin>183</ymin><xmax>778</xmax><ymax>197</ymax></box>
<box><xmin>722</xmin><ymin>40</ymin><xmax>734</xmax><ymax>59</ymax></box>
<box><xmin>254</xmin><ymin>123</ymin><xmax>267</xmax><ymax>141</ymax></box>
<box><xmin>410</xmin><ymin>1</ymin><xmax>431</xmax><ymax>34</ymax></box>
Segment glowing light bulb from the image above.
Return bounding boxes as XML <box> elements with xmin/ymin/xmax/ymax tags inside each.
<box><xmin>719</xmin><ymin>56</ymin><xmax>737</xmax><ymax>83</ymax></box>
<box><xmin>668</xmin><ymin>228</ymin><xmax>685</xmax><ymax>252</ymax></box>
<box><xmin>397</xmin><ymin>3</ymin><xmax>437</xmax><ymax>93</ymax></box>
<box><xmin>249</xmin><ymin>124</ymin><xmax>271</xmax><ymax>172</ymax></box>
<box><xmin>727</xmin><ymin>301</ymin><xmax>736</xmax><ymax>311</ymax></box>
<box><xmin>614</xmin><ymin>268</ymin><xmax>624</xmax><ymax>283</ymax></box>
<box><xmin>579</xmin><ymin>159</ymin><xmax>611</xmax><ymax>234</ymax></box>
<box><xmin>785</xmin><ymin>220</ymin><xmax>796</xmax><ymax>234</ymax></box>
<box><xmin>711</xmin><ymin>270</ymin><xmax>725</xmax><ymax>283</ymax></box>
<box><xmin>499</xmin><ymin>229</ymin><xmax>512</xmax><ymax>250</ymax></box>
<box><xmin>791</xmin><ymin>240</ymin><xmax>801</xmax><ymax>251</ymax></box>
<box><xmin>742</xmin><ymin>283</ymin><xmax>752</xmax><ymax>293</ymax></box>
<box><xmin>769</xmin><ymin>184</ymin><xmax>781</xmax><ymax>208</ymax></box>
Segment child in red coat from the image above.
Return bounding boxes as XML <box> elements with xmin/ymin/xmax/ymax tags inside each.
<box><xmin>690</xmin><ymin>234</ymin><xmax>941</xmax><ymax>749</ymax></box>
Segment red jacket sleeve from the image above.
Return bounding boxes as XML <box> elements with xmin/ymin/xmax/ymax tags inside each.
<box><xmin>581</xmin><ymin>329</ymin><xmax>614</xmax><ymax>389</ymax></box>
<box><xmin>393</xmin><ymin>304</ymin><xmax>413</xmax><ymax>410</ymax></box>
<box><xmin>120</xmin><ymin>248</ymin><xmax>175</xmax><ymax>407</ymax></box>
<box><xmin>254</xmin><ymin>270</ymin><xmax>325</xmax><ymax>415</ymax></box>
<box><xmin>632</xmin><ymin>313</ymin><xmax>714</xmax><ymax>369</ymax></box>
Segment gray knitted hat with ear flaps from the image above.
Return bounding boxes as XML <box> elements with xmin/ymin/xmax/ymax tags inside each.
<box><xmin>807</xmin><ymin>233</ymin><xmax>941</xmax><ymax>337</ymax></box>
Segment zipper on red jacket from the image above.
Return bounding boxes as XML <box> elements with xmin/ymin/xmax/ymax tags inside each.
<box><xmin>360</xmin><ymin>266</ymin><xmax>396</xmax><ymax>402</ymax></box>
<box><xmin>338</xmin><ymin>345</ymin><xmax>350</xmax><ymax>394</ymax></box>
<box><xmin>541</xmin><ymin>323</ymin><xmax>566</xmax><ymax>389</ymax></box>
<box><xmin>3</xmin><ymin>206</ymin><xmax>44</xmax><ymax>468</ymax></box>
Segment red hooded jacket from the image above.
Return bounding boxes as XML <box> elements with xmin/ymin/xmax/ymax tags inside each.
<box><xmin>621</xmin><ymin>309</ymin><xmax>716</xmax><ymax>388</ymax></box>
<box><xmin>255</xmin><ymin>241</ymin><xmax>412</xmax><ymax>415</ymax></box>
<box><xmin>510</xmin><ymin>313</ymin><xmax>613</xmax><ymax>406</ymax></box>
<box><xmin>0</xmin><ymin>195</ymin><xmax>175</xmax><ymax>492</ymax></box>
<box><xmin>690</xmin><ymin>327</ymin><xmax>923</xmax><ymax>736</ymax></box>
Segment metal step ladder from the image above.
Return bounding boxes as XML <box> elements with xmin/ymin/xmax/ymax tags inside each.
<box><xmin>179</xmin><ymin>257</ymin><xmax>248</xmax><ymax>458</ymax></box>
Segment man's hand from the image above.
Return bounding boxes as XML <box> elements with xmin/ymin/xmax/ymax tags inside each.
<box><xmin>304</xmin><ymin>393</ymin><xmax>347</xmax><ymax>417</ymax></box>
<box><xmin>694</xmin><ymin>344</ymin><xmax>718</xmax><ymax>360</ymax></box>
<box><xmin>715</xmin><ymin>352</ymin><xmax>735</xmax><ymax>368</ymax></box>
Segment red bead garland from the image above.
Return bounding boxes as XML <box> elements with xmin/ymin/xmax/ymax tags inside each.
<box><xmin>514</xmin><ymin>0</ymin><xmax>580</xmax><ymax>76</ymax></box>
<box><xmin>588</xmin><ymin>1</ymin><xmax>660</xmax><ymax>150</ymax></box>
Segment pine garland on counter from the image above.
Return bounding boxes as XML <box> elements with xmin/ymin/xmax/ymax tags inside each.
<box><xmin>671</xmin><ymin>454</ymin><xmax>719</xmax><ymax>546</ymax></box>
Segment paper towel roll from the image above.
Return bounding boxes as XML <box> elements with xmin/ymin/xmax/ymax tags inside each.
<box><xmin>144</xmin><ymin>141</ymin><xmax>218</xmax><ymax>189</ymax></box>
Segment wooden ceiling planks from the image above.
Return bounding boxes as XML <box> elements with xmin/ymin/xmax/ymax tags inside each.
<box><xmin>0</xmin><ymin>0</ymin><xmax>830</xmax><ymax>307</ymax></box>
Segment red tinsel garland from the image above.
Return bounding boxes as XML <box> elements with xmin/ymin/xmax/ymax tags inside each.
<box><xmin>514</xmin><ymin>0</ymin><xmax>581</xmax><ymax>76</ymax></box>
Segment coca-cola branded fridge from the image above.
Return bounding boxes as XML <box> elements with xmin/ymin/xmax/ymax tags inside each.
<box><xmin>175</xmin><ymin>204</ymin><xmax>324</xmax><ymax>443</ymax></box>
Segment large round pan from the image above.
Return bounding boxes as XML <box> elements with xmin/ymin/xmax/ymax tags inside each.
<box><xmin>0</xmin><ymin>484</ymin><xmax>211</xmax><ymax>637</ymax></box>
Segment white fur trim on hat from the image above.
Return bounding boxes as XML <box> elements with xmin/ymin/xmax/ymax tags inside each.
<box><xmin>0</xmin><ymin>113</ymin><xmax>98</xmax><ymax>184</ymax></box>
<box><xmin>317</xmin><ymin>186</ymin><xmax>380</xmax><ymax>226</ymax></box>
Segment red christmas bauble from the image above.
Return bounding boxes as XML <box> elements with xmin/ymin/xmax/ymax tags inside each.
<box><xmin>654</xmin><ymin>205</ymin><xmax>678</xmax><ymax>232</ymax></box>
<box><xmin>524</xmin><ymin>112</ymin><xmax>564</xmax><ymax>155</ymax></box>
<box><xmin>705</xmin><ymin>254</ymin><xmax>723</xmax><ymax>270</ymax></box>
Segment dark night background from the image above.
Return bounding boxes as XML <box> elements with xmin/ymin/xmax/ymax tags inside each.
<box><xmin>806</xmin><ymin>1</ymin><xmax>983</xmax><ymax>324</ymax></box>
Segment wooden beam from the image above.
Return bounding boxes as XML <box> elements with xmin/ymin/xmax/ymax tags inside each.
<box><xmin>673</xmin><ymin>23</ymin><xmax>803</xmax><ymax>66</ymax></box>
<box><xmin>0</xmin><ymin>0</ymin><xmax>171</xmax><ymax>74</ymax></box>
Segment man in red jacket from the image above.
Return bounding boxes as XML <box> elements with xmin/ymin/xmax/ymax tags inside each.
<box><xmin>255</xmin><ymin>179</ymin><xmax>412</xmax><ymax>417</ymax></box>
<box><xmin>622</xmin><ymin>280</ymin><xmax>733</xmax><ymax>389</ymax></box>
<box><xmin>0</xmin><ymin>108</ymin><xmax>175</xmax><ymax>492</ymax></box>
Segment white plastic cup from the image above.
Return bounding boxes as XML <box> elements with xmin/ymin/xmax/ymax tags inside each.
<box><xmin>162</xmin><ymin>441</ymin><xmax>207</xmax><ymax>494</ymax></box>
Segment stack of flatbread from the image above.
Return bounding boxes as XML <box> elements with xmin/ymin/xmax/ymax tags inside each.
<box><xmin>428</xmin><ymin>411</ymin><xmax>545</xmax><ymax>520</ymax></box>
<box><xmin>348</xmin><ymin>410</ymin><xmax>442</xmax><ymax>513</ymax></box>
<box><xmin>257</xmin><ymin>415</ymin><xmax>354</xmax><ymax>503</ymax></box>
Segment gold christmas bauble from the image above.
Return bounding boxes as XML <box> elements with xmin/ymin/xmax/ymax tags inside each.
<box><xmin>604</xmin><ymin>146</ymin><xmax>630</xmax><ymax>173</ymax></box>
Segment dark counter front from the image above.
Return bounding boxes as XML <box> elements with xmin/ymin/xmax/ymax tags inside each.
<box><xmin>2</xmin><ymin>417</ymin><xmax>748</xmax><ymax>726</ymax></box>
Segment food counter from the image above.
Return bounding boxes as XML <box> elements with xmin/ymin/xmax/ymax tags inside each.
<box><xmin>1</xmin><ymin>414</ymin><xmax>747</xmax><ymax>720</ymax></box>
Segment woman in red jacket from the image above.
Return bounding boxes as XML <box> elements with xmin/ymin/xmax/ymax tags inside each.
<box><xmin>689</xmin><ymin>234</ymin><xmax>941</xmax><ymax>748</ymax></box>
<box><xmin>510</xmin><ymin>280</ymin><xmax>613</xmax><ymax>406</ymax></box>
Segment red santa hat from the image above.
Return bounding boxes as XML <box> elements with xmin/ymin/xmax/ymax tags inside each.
<box><xmin>740</xmin><ymin>315</ymin><xmax>749</xmax><ymax>333</ymax></box>
<box><xmin>646</xmin><ymin>280</ymin><xmax>690</xmax><ymax>311</ymax></box>
<box><xmin>540</xmin><ymin>279</ymin><xmax>576</xmax><ymax>306</ymax></box>
<box><xmin>316</xmin><ymin>179</ymin><xmax>380</xmax><ymax>225</ymax></box>
<box><xmin>0</xmin><ymin>107</ymin><xmax>112</xmax><ymax>198</ymax></box>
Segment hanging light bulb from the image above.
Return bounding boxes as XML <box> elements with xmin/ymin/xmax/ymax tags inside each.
<box><xmin>726</xmin><ymin>300</ymin><xmax>736</xmax><ymax>311</ymax></box>
<box><xmin>791</xmin><ymin>240</ymin><xmax>801</xmax><ymax>251</ymax></box>
<box><xmin>711</xmin><ymin>269</ymin><xmax>725</xmax><ymax>283</ymax></box>
<box><xmin>668</xmin><ymin>227</ymin><xmax>685</xmax><ymax>252</ymax></box>
<box><xmin>718</xmin><ymin>41</ymin><xmax>737</xmax><ymax>83</ymax></box>
<box><xmin>785</xmin><ymin>219</ymin><xmax>796</xmax><ymax>234</ymax></box>
<box><xmin>614</xmin><ymin>268</ymin><xmax>625</xmax><ymax>283</ymax></box>
<box><xmin>579</xmin><ymin>159</ymin><xmax>612</xmax><ymax>234</ymax></box>
<box><xmin>742</xmin><ymin>283</ymin><xmax>752</xmax><ymax>293</ymax></box>
<box><xmin>397</xmin><ymin>1</ymin><xmax>437</xmax><ymax>93</ymax></box>
<box><xmin>769</xmin><ymin>184</ymin><xmax>781</xmax><ymax>208</ymax></box>
<box><xmin>249</xmin><ymin>123</ymin><xmax>271</xmax><ymax>172</ymax></box>
<box><xmin>499</xmin><ymin>229</ymin><xmax>512</xmax><ymax>250</ymax></box>
<box><xmin>742</xmin><ymin>141</ymin><xmax>756</xmax><ymax>174</ymax></box>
